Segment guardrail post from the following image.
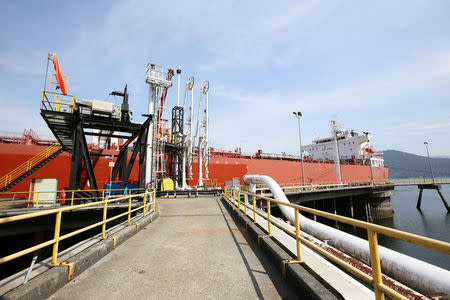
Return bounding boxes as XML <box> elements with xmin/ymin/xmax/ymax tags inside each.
<box><xmin>102</xmin><ymin>190</ymin><xmax>105</xmax><ymax>201</ymax></box>
<box><xmin>295</xmin><ymin>208</ymin><xmax>302</xmax><ymax>261</ymax></box>
<box><xmin>267</xmin><ymin>199</ymin><xmax>272</xmax><ymax>236</ymax></box>
<box><xmin>35</xmin><ymin>192</ymin><xmax>40</xmax><ymax>207</ymax></box>
<box><xmin>51</xmin><ymin>211</ymin><xmax>62</xmax><ymax>265</ymax></box>
<box><xmin>71</xmin><ymin>191</ymin><xmax>74</xmax><ymax>206</ymax></box>
<box><xmin>102</xmin><ymin>200</ymin><xmax>108</xmax><ymax>239</ymax></box>
<box><xmin>368</xmin><ymin>230</ymin><xmax>385</xmax><ymax>300</ymax></box>
<box><xmin>143</xmin><ymin>193</ymin><xmax>147</xmax><ymax>216</ymax></box>
<box><xmin>244</xmin><ymin>193</ymin><xmax>247</xmax><ymax>215</ymax></box>
<box><xmin>238</xmin><ymin>190</ymin><xmax>241</xmax><ymax>210</ymax></box>
<box><xmin>152</xmin><ymin>189</ymin><xmax>156</xmax><ymax>212</ymax></box>
<box><xmin>252</xmin><ymin>194</ymin><xmax>256</xmax><ymax>221</ymax></box>
<box><xmin>128</xmin><ymin>196</ymin><xmax>132</xmax><ymax>225</ymax></box>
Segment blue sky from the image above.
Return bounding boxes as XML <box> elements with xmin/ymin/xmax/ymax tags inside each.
<box><xmin>1</xmin><ymin>0</ymin><xmax>449</xmax><ymax>156</ymax></box>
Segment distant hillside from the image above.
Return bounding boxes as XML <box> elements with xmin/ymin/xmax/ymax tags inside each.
<box><xmin>384</xmin><ymin>150</ymin><xmax>450</xmax><ymax>179</ymax></box>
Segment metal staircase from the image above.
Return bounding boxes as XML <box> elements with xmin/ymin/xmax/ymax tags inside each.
<box><xmin>0</xmin><ymin>143</ymin><xmax>63</xmax><ymax>192</ymax></box>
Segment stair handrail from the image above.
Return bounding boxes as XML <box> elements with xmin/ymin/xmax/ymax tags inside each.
<box><xmin>0</xmin><ymin>142</ymin><xmax>62</xmax><ymax>189</ymax></box>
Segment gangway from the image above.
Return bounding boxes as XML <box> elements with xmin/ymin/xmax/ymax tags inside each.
<box><xmin>0</xmin><ymin>142</ymin><xmax>62</xmax><ymax>192</ymax></box>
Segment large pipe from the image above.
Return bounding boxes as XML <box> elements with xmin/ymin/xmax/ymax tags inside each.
<box><xmin>188</xmin><ymin>79</ymin><xmax>194</xmax><ymax>179</ymax></box>
<box><xmin>181</xmin><ymin>77</ymin><xmax>194</xmax><ymax>189</ymax></box>
<box><xmin>198</xmin><ymin>140</ymin><xmax>203</xmax><ymax>187</ymax></box>
<box><xmin>243</xmin><ymin>174</ymin><xmax>450</xmax><ymax>298</ymax></box>
<box><xmin>202</xmin><ymin>81</ymin><xmax>209</xmax><ymax>179</ymax></box>
<box><xmin>145</xmin><ymin>86</ymin><xmax>155</xmax><ymax>189</ymax></box>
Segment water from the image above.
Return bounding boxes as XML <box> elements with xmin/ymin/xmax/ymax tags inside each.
<box><xmin>375</xmin><ymin>185</ymin><xmax>450</xmax><ymax>270</ymax></box>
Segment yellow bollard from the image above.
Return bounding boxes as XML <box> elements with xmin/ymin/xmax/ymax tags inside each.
<box><xmin>368</xmin><ymin>230</ymin><xmax>385</xmax><ymax>300</ymax></box>
<box><xmin>252</xmin><ymin>194</ymin><xmax>256</xmax><ymax>222</ymax></box>
<box><xmin>295</xmin><ymin>208</ymin><xmax>302</xmax><ymax>261</ymax></box>
<box><xmin>102</xmin><ymin>201</ymin><xmax>108</xmax><ymax>239</ymax></box>
<box><xmin>51</xmin><ymin>211</ymin><xmax>62</xmax><ymax>265</ymax></box>
<box><xmin>267</xmin><ymin>199</ymin><xmax>272</xmax><ymax>236</ymax></box>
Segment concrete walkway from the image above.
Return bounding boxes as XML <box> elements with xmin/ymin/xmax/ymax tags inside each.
<box><xmin>49</xmin><ymin>196</ymin><xmax>297</xmax><ymax>299</ymax></box>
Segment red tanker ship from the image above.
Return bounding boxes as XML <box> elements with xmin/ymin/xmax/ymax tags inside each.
<box><xmin>0</xmin><ymin>129</ymin><xmax>388</xmax><ymax>196</ymax></box>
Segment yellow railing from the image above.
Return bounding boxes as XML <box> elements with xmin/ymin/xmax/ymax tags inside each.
<box><xmin>0</xmin><ymin>142</ymin><xmax>62</xmax><ymax>190</ymax></box>
<box><xmin>0</xmin><ymin>187</ymin><xmax>147</xmax><ymax>207</ymax></box>
<box><xmin>223</xmin><ymin>186</ymin><xmax>450</xmax><ymax>300</ymax></box>
<box><xmin>41</xmin><ymin>90</ymin><xmax>76</xmax><ymax>113</ymax></box>
<box><xmin>387</xmin><ymin>177</ymin><xmax>450</xmax><ymax>185</ymax></box>
<box><xmin>0</xmin><ymin>190</ymin><xmax>156</xmax><ymax>267</ymax></box>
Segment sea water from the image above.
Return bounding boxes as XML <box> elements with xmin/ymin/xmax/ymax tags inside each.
<box><xmin>375</xmin><ymin>185</ymin><xmax>450</xmax><ymax>270</ymax></box>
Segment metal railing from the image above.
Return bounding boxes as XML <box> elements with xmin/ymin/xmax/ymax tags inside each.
<box><xmin>0</xmin><ymin>187</ymin><xmax>147</xmax><ymax>208</ymax></box>
<box><xmin>386</xmin><ymin>177</ymin><xmax>450</xmax><ymax>185</ymax></box>
<box><xmin>40</xmin><ymin>90</ymin><xmax>76</xmax><ymax>113</ymax></box>
<box><xmin>223</xmin><ymin>186</ymin><xmax>450</xmax><ymax>300</ymax></box>
<box><xmin>262</xmin><ymin>177</ymin><xmax>450</xmax><ymax>194</ymax></box>
<box><xmin>0</xmin><ymin>142</ymin><xmax>62</xmax><ymax>190</ymax></box>
<box><xmin>0</xmin><ymin>189</ymin><xmax>157</xmax><ymax>267</ymax></box>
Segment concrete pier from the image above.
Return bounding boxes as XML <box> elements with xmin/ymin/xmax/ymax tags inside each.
<box><xmin>48</xmin><ymin>196</ymin><xmax>299</xmax><ymax>299</ymax></box>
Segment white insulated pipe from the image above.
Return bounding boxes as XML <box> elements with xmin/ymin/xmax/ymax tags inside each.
<box><xmin>145</xmin><ymin>86</ymin><xmax>156</xmax><ymax>189</ymax></box>
<box><xmin>204</xmin><ymin>81</ymin><xmax>209</xmax><ymax>179</ymax></box>
<box><xmin>243</xmin><ymin>174</ymin><xmax>450</xmax><ymax>298</ymax></box>
<box><xmin>188</xmin><ymin>80</ymin><xmax>194</xmax><ymax>179</ymax></box>
<box><xmin>198</xmin><ymin>139</ymin><xmax>203</xmax><ymax>187</ymax></box>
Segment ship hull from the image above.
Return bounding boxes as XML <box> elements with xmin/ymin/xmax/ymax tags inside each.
<box><xmin>0</xmin><ymin>144</ymin><xmax>388</xmax><ymax>194</ymax></box>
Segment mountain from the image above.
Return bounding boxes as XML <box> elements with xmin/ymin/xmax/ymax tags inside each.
<box><xmin>383</xmin><ymin>150</ymin><xmax>450</xmax><ymax>179</ymax></box>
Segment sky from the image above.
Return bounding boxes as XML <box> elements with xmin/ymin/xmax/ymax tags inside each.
<box><xmin>1</xmin><ymin>0</ymin><xmax>449</xmax><ymax>156</ymax></box>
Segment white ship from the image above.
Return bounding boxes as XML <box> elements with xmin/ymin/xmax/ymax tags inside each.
<box><xmin>303</xmin><ymin>120</ymin><xmax>384</xmax><ymax>167</ymax></box>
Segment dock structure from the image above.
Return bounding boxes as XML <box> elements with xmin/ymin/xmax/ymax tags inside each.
<box><xmin>48</xmin><ymin>196</ymin><xmax>302</xmax><ymax>299</ymax></box>
<box><xmin>0</xmin><ymin>195</ymin><xmax>347</xmax><ymax>300</ymax></box>
<box><xmin>0</xmin><ymin>190</ymin><xmax>449</xmax><ymax>299</ymax></box>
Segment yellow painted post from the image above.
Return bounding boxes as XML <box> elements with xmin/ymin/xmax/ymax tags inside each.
<box><xmin>368</xmin><ymin>230</ymin><xmax>385</xmax><ymax>300</ymax></box>
<box><xmin>238</xmin><ymin>191</ymin><xmax>241</xmax><ymax>210</ymax></box>
<box><xmin>295</xmin><ymin>208</ymin><xmax>302</xmax><ymax>261</ymax></box>
<box><xmin>128</xmin><ymin>196</ymin><xmax>132</xmax><ymax>225</ymax></box>
<box><xmin>143</xmin><ymin>193</ymin><xmax>147</xmax><ymax>216</ymax></box>
<box><xmin>102</xmin><ymin>200</ymin><xmax>107</xmax><ymax>239</ymax></box>
<box><xmin>51</xmin><ymin>211</ymin><xmax>62</xmax><ymax>265</ymax></box>
<box><xmin>71</xmin><ymin>191</ymin><xmax>74</xmax><ymax>206</ymax></box>
<box><xmin>152</xmin><ymin>189</ymin><xmax>156</xmax><ymax>212</ymax></box>
<box><xmin>244</xmin><ymin>193</ymin><xmax>247</xmax><ymax>215</ymax></box>
<box><xmin>252</xmin><ymin>194</ymin><xmax>256</xmax><ymax>221</ymax></box>
<box><xmin>267</xmin><ymin>199</ymin><xmax>272</xmax><ymax>235</ymax></box>
<box><xmin>35</xmin><ymin>192</ymin><xmax>40</xmax><ymax>207</ymax></box>
<box><xmin>102</xmin><ymin>190</ymin><xmax>105</xmax><ymax>201</ymax></box>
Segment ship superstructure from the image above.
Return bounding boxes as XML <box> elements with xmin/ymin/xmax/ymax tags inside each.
<box><xmin>303</xmin><ymin>121</ymin><xmax>384</xmax><ymax>168</ymax></box>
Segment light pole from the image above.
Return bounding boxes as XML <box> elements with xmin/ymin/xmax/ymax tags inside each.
<box><xmin>293</xmin><ymin>112</ymin><xmax>305</xmax><ymax>186</ymax></box>
<box><xmin>424</xmin><ymin>142</ymin><xmax>435</xmax><ymax>184</ymax></box>
<box><xmin>363</xmin><ymin>132</ymin><xmax>374</xmax><ymax>186</ymax></box>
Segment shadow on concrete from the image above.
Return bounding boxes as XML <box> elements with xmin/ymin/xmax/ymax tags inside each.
<box><xmin>215</xmin><ymin>198</ymin><xmax>296</xmax><ymax>299</ymax></box>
